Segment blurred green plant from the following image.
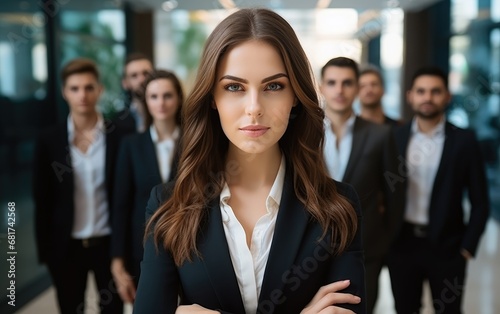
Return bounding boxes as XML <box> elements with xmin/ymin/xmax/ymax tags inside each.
<box><xmin>176</xmin><ymin>20</ymin><xmax>207</xmax><ymax>85</ymax></box>
<box><xmin>60</xmin><ymin>11</ymin><xmax>125</xmax><ymax>118</ymax></box>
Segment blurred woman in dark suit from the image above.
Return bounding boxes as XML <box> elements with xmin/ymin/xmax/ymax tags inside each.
<box><xmin>110</xmin><ymin>69</ymin><xmax>183</xmax><ymax>303</ymax></box>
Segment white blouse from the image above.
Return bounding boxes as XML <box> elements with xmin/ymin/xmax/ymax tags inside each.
<box><xmin>219</xmin><ymin>156</ymin><xmax>285</xmax><ymax>313</ymax></box>
<box><xmin>149</xmin><ymin>125</ymin><xmax>180</xmax><ymax>182</ymax></box>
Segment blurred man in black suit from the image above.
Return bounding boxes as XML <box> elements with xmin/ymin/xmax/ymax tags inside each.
<box><xmin>33</xmin><ymin>58</ymin><xmax>127</xmax><ymax>313</ymax></box>
<box><xmin>388</xmin><ymin>66</ymin><xmax>490</xmax><ymax>314</ymax></box>
<box><xmin>320</xmin><ymin>57</ymin><xmax>404</xmax><ymax>314</ymax></box>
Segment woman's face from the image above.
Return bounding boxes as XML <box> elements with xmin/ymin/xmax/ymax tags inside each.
<box><xmin>145</xmin><ymin>78</ymin><xmax>179</xmax><ymax>125</ymax></box>
<box><xmin>213</xmin><ymin>40</ymin><xmax>295</xmax><ymax>155</ymax></box>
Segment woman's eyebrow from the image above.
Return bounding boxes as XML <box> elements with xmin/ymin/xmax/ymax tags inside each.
<box><xmin>218</xmin><ymin>73</ymin><xmax>288</xmax><ymax>83</ymax></box>
<box><xmin>262</xmin><ymin>73</ymin><xmax>288</xmax><ymax>83</ymax></box>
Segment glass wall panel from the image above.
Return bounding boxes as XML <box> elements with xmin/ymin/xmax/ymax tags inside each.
<box><xmin>450</xmin><ymin>0</ymin><xmax>500</xmax><ymax>222</ymax></box>
<box><xmin>0</xmin><ymin>1</ymin><xmax>127</xmax><ymax>311</ymax></box>
<box><xmin>0</xmin><ymin>9</ymin><xmax>51</xmax><ymax>313</ymax></box>
<box><xmin>0</xmin><ymin>13</ymin><xmax>47</xmax><ymax>100</ymax></box>
<box><xmin>380</xmin><ymin>8</ymin><xmax>404</xmax><ymax>120</ymax></box>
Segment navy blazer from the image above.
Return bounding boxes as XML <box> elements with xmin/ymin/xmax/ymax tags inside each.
<box><xmin>33</xmin><ymin>120</ymin><xmax>131</xmax><ymax>265</ymax></box>
<box><xmin>134</xmin><ymin>176</ymin><xmax>366</xmax><ymax>314</ymax></box>
<box><xmin>111</xmin><ymin>131</ymin><xmax>179</xmax><ymax>271</ymax></box>
<box><xmin>393</xmin><ymin>121</ymin><xmax>490</xmax><ymax>257</ymax></box>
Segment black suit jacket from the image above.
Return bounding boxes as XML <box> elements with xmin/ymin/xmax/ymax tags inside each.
<box><xmin>393</xmin><ymin>121</ymin><xmax>490</xmax><ymax>257</ymax></box>
<box><xmin>112</xmin><ymin>108</ymin><xmax>137</xmax><ymax>133</ymax></box>
<box><xmin>134</xmin><ymin>177</ymin><xmax>366</xmax><ymax>314</ymax></box>
<box><xmin>340</xmin><ymin>117</ymin><xmax>404</xmax><ymax>260</ymax></box>
<box><xmin>110</xmin><ymin>131</ymin><xmax>179</xmax><ymax>269</ymax></box>
<box><xmin>384</xmin><ymin>115</ymin><xmax>401</xmax><ymax>127</ymax></box>
<box><xmin>33</xmin><ymin>120</ymin><xmax>130</xmax><ymax>265</ymax></box>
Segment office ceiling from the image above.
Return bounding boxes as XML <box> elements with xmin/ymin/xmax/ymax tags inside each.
<box><xmin>127</xmin><ymin>0</ymin><xmax>443</xmax><ymax>12</ymax></box>
<box><xmin>0</xmin><ymin>0</ymin><xmax>443</xmax><ymax>13</ymax></box>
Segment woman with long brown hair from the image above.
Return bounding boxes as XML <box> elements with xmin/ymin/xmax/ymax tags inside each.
<box><xmin>134</xmin><ymin>8</ymin><xmax>365</xmax><ymax>314</ymax></box>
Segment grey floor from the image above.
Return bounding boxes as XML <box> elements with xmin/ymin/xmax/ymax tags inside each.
<box><xmin>17</xmin><ymin>219</ymin><xmax>500</xmax><ymax>314</ymax></box>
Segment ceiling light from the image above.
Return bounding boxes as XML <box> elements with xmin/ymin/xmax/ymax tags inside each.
<box><xmin>219</xmin><ymin>0</ymin><xmax>236</xmax><ymax>10</ymax></box>
<box><xmin>162</xmin><ymin>0</ymin><xmax>178</xmax><ymax>12</ymax></box>
<box><xmin>316</xmin><ymin>0</ymin><xmax>332</xmax><ymax>9</ymax></box>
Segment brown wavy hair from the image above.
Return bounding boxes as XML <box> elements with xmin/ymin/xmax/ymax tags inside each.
<box><xmin>139</xmin><ymin>69</ymin><xmax>184</xmax><ymax>128</ymax></box>
<box><xmin>146</xmin><ymin>8</ymin><xmax>358</xmax><ymax>266</ymax></box>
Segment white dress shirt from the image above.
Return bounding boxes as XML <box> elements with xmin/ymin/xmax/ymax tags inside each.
<box><xmin>324</xmin><ymin>114</ymin><xmax>356</xmax><ymax>181</ymax></box>
<box><xmin>149</xmin><ymin>125</ymin><xmax>180</xmax><ymax>183</ymax></box>
<box><xmin>68</xmin><ymin>114</ymin><xmax>111</xmax><ymax>238</ymax></box>
<box><xmin>405</xmin><ymin>117</ymin><xmax>446</xmax><ymax>225</ymax></box>
<box><xmin>219</xmin><ymin>156</ymin><xmax>285</xmax><ymax>314</ymax></box>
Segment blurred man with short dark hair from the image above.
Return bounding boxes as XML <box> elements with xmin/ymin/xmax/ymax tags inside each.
<box><xmin>320</xmin><ymin>57</ymin><xmax>404</xmax><ymax>314</ymax></box>
<box><xmin>388</xmin><ymin>66</ymin><xmax>490</xmax><ymax>314</ymax></box>
<box><xmin>359</xmin><ymin>66</ymin><xmax>400</xmax><ymax>126</ymax></box>
<box><xmin>33</xmin><ymin>58</ymin><xmax>127</xmax><ymax>314</ymax></box>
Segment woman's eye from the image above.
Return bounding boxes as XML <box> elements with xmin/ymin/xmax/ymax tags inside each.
<box><xmin>225</xmin><ymin>84</ymin><xmax>242</xmax><ymax>92</ymax></box>
<box><xmin>266</xmin><ymin>82</ymin><xmax>283</xmax><ymax>91</ymax></box>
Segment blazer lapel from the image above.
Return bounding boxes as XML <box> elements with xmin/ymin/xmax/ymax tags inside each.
<box><xmin>399</xmin><ymin>123</ymin><xmax>412</xmax><ymax>156</ymax></box>
<box><xmin>197</xmin><ymin>198</ymin><xmax>246</xmax><ymax>313</ymax></box>
<box><xmin>56</xmin><ymin>123</ymin><xmax>73</xmax><ymax>185</ymax></box>
<box><xmin>259</xmin><ymin>174</ymin><xmax>310</xmax><ymax>303</ymax></box>
<box><xmin>168</xmin><ymin>136</ymin><xmax>181</xmax><ymax>182</ymax></box>
<box><xmin>104</xmin><ymin>123</ymin><xmax>117</xmax><ymax>193</ymax></box>
<box><xmin>144</xmin><ymin>131</ymin><xmax>180</xmax><ymax>182</ymax></box>
<box><xmin>54</xmin><ymin>123</ymin><xmax>75</xmax><ymax>232</ymax></box>
<box><xmin>343</xmin><ymin>117</ymin><xmax>368</xmax><ymax>182</ymax></box>
<box><xmin>429</xmin><ymin>122</ymin><xmax>455</xmax><ymax>223</ymax></box>
<box><xmin>143</xmin><ymin>131</ymin><xmax>163</xmax><ymax>181</ymax></box>
<box><xmin>56</xmin><ymin>123</ymin><xmax>74</xmax><ymax>209</ymax></box>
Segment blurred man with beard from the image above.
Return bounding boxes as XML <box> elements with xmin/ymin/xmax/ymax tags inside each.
<box><xmin>359</xmin><ymin>66</ymin><xmax>400</xmax><ymax>126</ymax></box>
<box><xmin>388</xmin><ymin>66</ymin><xmax>490</xmax><ymax>314</ymax></box>
<box><xmin>114</xmin><ymin>53</ymin><xmax>153</xmax><ymax>132</ymax></box>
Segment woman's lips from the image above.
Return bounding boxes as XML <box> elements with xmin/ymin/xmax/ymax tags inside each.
<box><xmin>239</xmin><ymin>126</ymin><xmax>270</xmax><ymax>137</ymax></box>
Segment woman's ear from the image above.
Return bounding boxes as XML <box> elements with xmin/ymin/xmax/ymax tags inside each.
<box><xmin>293</xmin><ymin>97</ymin><xmax>299</xmax><ymax>107</ymax></box>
